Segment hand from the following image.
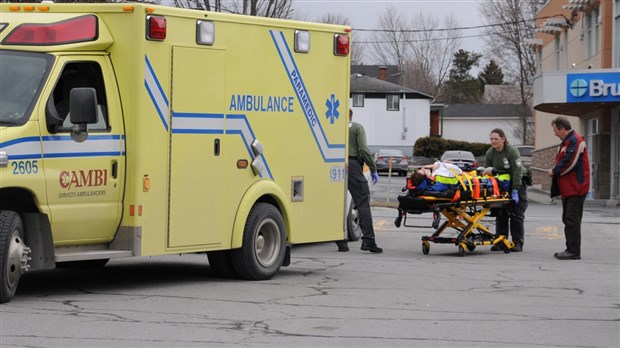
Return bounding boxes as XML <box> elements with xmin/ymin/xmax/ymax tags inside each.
<box><xmin>371</xmin><ymin>172</ymin><xmax>379</xmax><ymax>185</ymax></box>
<box><xmin>511</xmin><ymin>189</ymin><xmax>519</xmax><ymax>204</ymax></box>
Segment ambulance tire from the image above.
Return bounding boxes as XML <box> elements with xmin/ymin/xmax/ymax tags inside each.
<box><xmin>0</xmin><ymin>211</ymin><xmax>29</xmax><ymax>304</ymax></box>
<box><xmin>346</xmin><ymin>203</ymin><xmax>362</xmax><ymax>241</ymax></box>
<box><xmin>207</xmin><ymin>250</ymin><xmax>237</xmax><ymax>278</ymax></box>
<box><xmin>232</xmin><ymin>203</ymin><xmax>286</xmax><ymax>280</ymax></box>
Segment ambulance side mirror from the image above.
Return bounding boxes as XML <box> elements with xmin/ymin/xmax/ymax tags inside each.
<box><xmin>69</xmin><ymin>88</ymin><xmax>98</xmax><ymax>142</ymax></box>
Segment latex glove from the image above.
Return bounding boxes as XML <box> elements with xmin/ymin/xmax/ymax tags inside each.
<box><xmin>511</xmin><ymin>189</ymin><xmax>519</xmax><ymax>204</ymax></box>
<box><xmin>371</xmin><ymin>172</ymin><xmax>379</xmax><ymax>185</ymax></box>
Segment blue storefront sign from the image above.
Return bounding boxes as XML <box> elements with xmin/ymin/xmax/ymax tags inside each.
<box><xmin>567</xmin><ymin>72</ymin><xmax>620</xmax><ymax>103</ymax></box>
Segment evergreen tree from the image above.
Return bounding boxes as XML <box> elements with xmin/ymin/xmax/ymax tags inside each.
<box><xmin>478</xmin><ymin>59</ymin><xmax>504</xmax><ymax>87</ymax></box>
<box><xmin>441</xmin><ymin>49</ymin><xmax>482</xmax><ymax>103</ymax></box>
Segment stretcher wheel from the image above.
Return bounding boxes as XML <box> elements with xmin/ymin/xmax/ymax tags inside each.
<box><xmin>458</xmin><ymin>244</ymin><xmax>466</xmax><ymax>257</ymax></box>
<box><xmin>502</xmin><ymin>244</ymin><xmax>511</xmax><ymax>253</ymax></box>
<box><xmin>422</xmin><ymin>241</ymin><xmax>430</xmax><ymax>255</ymax></box>
<box><xmin>467</xmin><ymin>244</ymin><xmax>476</xmax><ymax>252</ymax></box>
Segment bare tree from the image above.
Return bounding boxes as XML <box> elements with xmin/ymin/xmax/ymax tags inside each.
<box><xmin>173</xmin><ymin>0</ymin><xmax>293</xmax><ymax>18</ymax></box>
<box><xmin>317</xmin><ymin>13</ymin><xmax>364</xmax><ymax>65</ymax></box>
<box><xmin>479</xmin><ymin>0</ymin><xmax>540</xmax><ymax>144</ymax></box>
<box><xmin>405</xmin><ymin>13</ymin><xmax>461</xmax><ymax>98</ymax></box>
<box><xmin>368</xmin><ymin>4</ymin><xmax>412</xmax><ymax>70</ymax></box>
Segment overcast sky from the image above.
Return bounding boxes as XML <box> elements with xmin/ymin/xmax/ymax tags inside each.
<box><xmin>292</xmin><ymin>0</ymin><xmax>486</xmax><ymax>64</ymax></box>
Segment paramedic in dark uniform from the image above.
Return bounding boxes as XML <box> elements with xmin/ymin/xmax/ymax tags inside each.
<box><xmin>486</xmin><ymin>128</ymin><xmax>528</xmax><ymax>252</ymax></box>
<box><xmin>336</xmin><ymin>109</ymin><xmax>383</xmax><ymax>253</ymax></box>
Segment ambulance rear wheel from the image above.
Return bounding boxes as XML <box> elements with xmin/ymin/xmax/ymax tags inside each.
<box><xmin>346</xmin><ymin>203</ymin><xmax>362</xmax><ymax>241</ymax></box>
<box><xmin>0</xmin><ymin>211</ymin><xmax>30</xmax><ymax>304</ymax></box>
<box><xmin>232</xmin><ymin>203</ymin><xmax>286</xmax><ymax>280</ymax></box>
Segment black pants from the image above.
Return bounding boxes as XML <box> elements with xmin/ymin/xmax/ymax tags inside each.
<box><xmin>562</xmin><ymin>195</ymin><xmax>586</xmax><ymax>255</ymax></box>
<box><xmin>496</xmin><ymin>183</ymin><xmax>528</xmax><ymax>246</ymax></box>
<box><xmin>347</xmin><ymin>160</ymin><xmax>376</xmax><ymax>242</ymax></box>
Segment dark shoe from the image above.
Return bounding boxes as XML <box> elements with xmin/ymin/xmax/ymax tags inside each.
<box><xmin>554</xmin><ymin>251</ymin><xmax>580</xmax><ymax>260</ymax></box>
<box><xmin>511</xmin><ymin>245</ymin><xmax>523</xmax><ymax>252</ymax></box>
<box><xmin>361</xmin><ymin>242</ymin><xmax>383</xmax><ymax>253</ymax></box>
<box><xmin>336</xmin><ymin>241</ymin><xmax>349</xmax><ymax>252</ymax></box>
<box><xmin>490</xmin><ymin>244</ymin><xmax>502</xmax><ymax>251</ymax></box>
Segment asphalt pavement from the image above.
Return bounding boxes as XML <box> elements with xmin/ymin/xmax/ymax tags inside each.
<box><xmin>1</xmin><ymin>187</ymin><xmax>618</xmax><ymax>347</ymax></box>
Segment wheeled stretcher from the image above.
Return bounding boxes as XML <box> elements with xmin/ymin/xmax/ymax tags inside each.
<box><xmin>394</xmin><ymin>172</ymin><xmax>514</xmax><ymax>256</ymax></box>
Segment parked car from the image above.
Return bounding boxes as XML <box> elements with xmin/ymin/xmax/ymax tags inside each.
<box><xmin>374</xmin><ymin>149</ymin><xmax>408</xmax><ymax>176</ymax></box>
<box><xmin>440</xmin><ymin>150</ymin><xmax>478</xmax><ymax>171</ymax></box>
<box><xmin>516</xmin><ymin>145</ymin><xmax>534</xmax><ymax>168</ymax></box>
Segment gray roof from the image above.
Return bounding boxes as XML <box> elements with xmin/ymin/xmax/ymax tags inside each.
<box><xmin>351</xmin><ymin>65</ymin><xmax>400</xmax><ymax>84</ymax></box>
<box><xmin>443</xmin><ymin>104</ymin><xmax>528</xmax><ymax>117</ymax></box>
<box><xmin>350</xmin><ymin>74</ymin><xmax>433</xmax><ymax>100</ymax></box>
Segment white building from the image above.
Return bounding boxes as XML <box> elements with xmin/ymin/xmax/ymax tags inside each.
<box><xmin>441</xmin><ymin>104</ymin><xmax>531</xmax><ymax>145</ymax></box>
<box><xmin>349</xmin><ymin>72</ymin><xmax>434</xmax><ymax>156</ymax></box>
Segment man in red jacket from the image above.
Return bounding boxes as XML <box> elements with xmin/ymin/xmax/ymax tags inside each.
<box><xmin>547</xmin><ymin>117</ymin><xmax>590</xmax><ymax>260</ymax></box>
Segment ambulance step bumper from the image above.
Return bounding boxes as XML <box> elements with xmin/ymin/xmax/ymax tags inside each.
<box><xmin>54</xmin><ymin>248</ymin><xmax>133</xmax><ymax>262</ymax></box>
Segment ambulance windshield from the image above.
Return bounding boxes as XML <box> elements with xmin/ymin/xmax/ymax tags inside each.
<box><xmin>0</xmin><ymin>51</ymin><xmax>53</xmax><ymax>126</ymax></box>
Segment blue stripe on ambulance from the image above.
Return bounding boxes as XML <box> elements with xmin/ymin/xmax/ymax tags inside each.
<box><xmin>226</xmin><ymin>114</ymin><xmax>273</xmax><ymax>179</ymax></box>
<box><xmin>269</xmin><ymin>30</ymin><xmax>346</xmax><ymax>163</ymax></box>
<box><xmin>144</xmin><ymin>55</ymin><xmax>169</xmax><ymax>132</ymax></box>
<box><xmin>0</xmin><ymin>135</ymin><xmax>126</xmax><ymax>160</ymax></box>
<box><xmin>170</xmin><ymin>111</ymin><xmax>273</xmax><ymax>179</ymax></box>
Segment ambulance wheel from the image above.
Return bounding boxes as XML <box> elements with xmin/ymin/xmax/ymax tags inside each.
<box><xmin>422</xmin><ymin>241</ymin><xmax>430</xmax><ymax>255</ymax></box>
<box><xmin>0</xmin><ymin>211</ymin><xmax>30</xmax><ymax>304</ymax></box>
<box><xmin>458</xmin><ymin>244</ymin><xmax>466</xmax><ymax>257</ymax></box>
<box><xmin>232</xmin><ymin>203</ymin><xmax>286</xmax><ymax>280</ymax></box>
<box><xmin>346</xmin><ymin>203</ymin><xmax>362</xmax><ymax>241</ymax></box>
<box><xmin>207</xmin><ymin>250</ymin><xmax>237</xmax><ymax>278</ymax></box>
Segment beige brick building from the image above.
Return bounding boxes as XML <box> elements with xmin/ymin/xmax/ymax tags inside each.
<box><xmin>532</xmin><ymin>0</ymin><xmax>619</xmax><ymax>204</ymax></box>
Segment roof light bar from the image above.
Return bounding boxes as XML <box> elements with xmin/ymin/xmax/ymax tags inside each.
<box><xmin>2</xmin><ymin>15</ymin><xmax>98</xmax><ymax>45</ymax></box>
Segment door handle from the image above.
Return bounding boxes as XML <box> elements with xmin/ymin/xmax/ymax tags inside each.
<box><xmin>111</xmin><ymin>160</ymin><xmax>118</xmax><ymax>179</ymax></box>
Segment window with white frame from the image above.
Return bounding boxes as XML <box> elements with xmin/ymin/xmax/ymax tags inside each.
<box><xmin>387</xmin><ymin>94</ymin><xmax>399</xmax><ymax>111</ymax></box>
<box><xmin>586</xmin><ymin>13</ymin><xmax>592</xmax><ymax>58</ymax></box>
<box><xmin>593</xmin><ymin>8</ymin><xmax>600</xmax><ymax>55</ymax></box>
<box><xmin>352</xmin><ymin>93</ymin><xmax>364</xmax><ymax>107</ymax></box>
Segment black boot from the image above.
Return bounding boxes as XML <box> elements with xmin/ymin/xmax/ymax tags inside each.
<box><xmin>361</xmin><ymin>240</ymin><xmax>383</xmax><ymax>253</ymax></box>
<box><xmin>335</xmin><ymin>240</ymin><xmax>349</xmax><ymax>252</ymax></box>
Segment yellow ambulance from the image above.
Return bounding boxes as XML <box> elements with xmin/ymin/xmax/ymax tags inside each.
<box><xmin>0</xmin><ymin>2</ymin><xmax>352</xmax><ymax>303</ymax></box>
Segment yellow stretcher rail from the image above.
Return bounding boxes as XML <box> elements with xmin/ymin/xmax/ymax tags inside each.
<box><xmin>395</xmin><ymin>195</ymin><xmax>514</xmax><ymax>256</ymax></box>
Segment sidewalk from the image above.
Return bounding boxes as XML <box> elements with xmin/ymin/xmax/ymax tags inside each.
<box><xmin>527</xmin><ymin>186</ymin><xmax>619</xmax><ymax>207</ymax></box>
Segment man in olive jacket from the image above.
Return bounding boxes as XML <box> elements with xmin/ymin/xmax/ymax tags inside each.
<box><xmin>336</xmin><ymin>109</ymin><xmax>382</xmax><ymax>253</ymax></box>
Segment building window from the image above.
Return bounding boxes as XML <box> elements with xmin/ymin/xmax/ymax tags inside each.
<box><xmin>352</xmin><ymin>93</ymin><xmax>364</xmax><ymax>107</ymax></box>
<box><xmin>387</xmin><ymin>94</ymin><xmax>399</xmax><ymax>111</ymax></box>
<box><xmin>586</xmin><ymin>14</ymin><xmax>592</xmax><ymax>58</ymax></box>
<box><xmin>593</xmin><ymin>8</ymin><xmax>600</xmax><ymax>55</ymax></box>
<box><xmin>554</xmin><ymin>36</ymin><xmax>561</xmax><ymax>70</ymax></box>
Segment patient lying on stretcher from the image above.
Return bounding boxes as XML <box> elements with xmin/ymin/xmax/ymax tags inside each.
<box><xmin>404</xmin><ymin>161</ymin><xmax>510</xmax><ymax>200</ymax></box>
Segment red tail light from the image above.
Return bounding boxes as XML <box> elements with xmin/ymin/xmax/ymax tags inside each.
<box><xmin>334</xmin><ymin>34</ymin><xmax>349</xmax><ymax>56</ymax></box>
<box><xmin>146</xmin><ymin>15</ymin><xmax>166</xmax><ymax>41</ymax></box>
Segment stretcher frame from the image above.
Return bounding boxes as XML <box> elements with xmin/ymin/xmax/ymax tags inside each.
<box><xmin>395</xmin><ymin>195</ymin><xmax>514</xmax><ymax>256</ymax></box>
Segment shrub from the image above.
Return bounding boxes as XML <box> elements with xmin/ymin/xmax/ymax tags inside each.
<box><xmin>413</xmin><ymin>137</ymin><xmax>490</xmax><ymax>158</ymax></box>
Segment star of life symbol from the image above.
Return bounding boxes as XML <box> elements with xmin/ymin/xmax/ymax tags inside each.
<box><xmin>325</xmin><ymin>94</ymin><xmax>340</xmax><ymax>124</ymax></box>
